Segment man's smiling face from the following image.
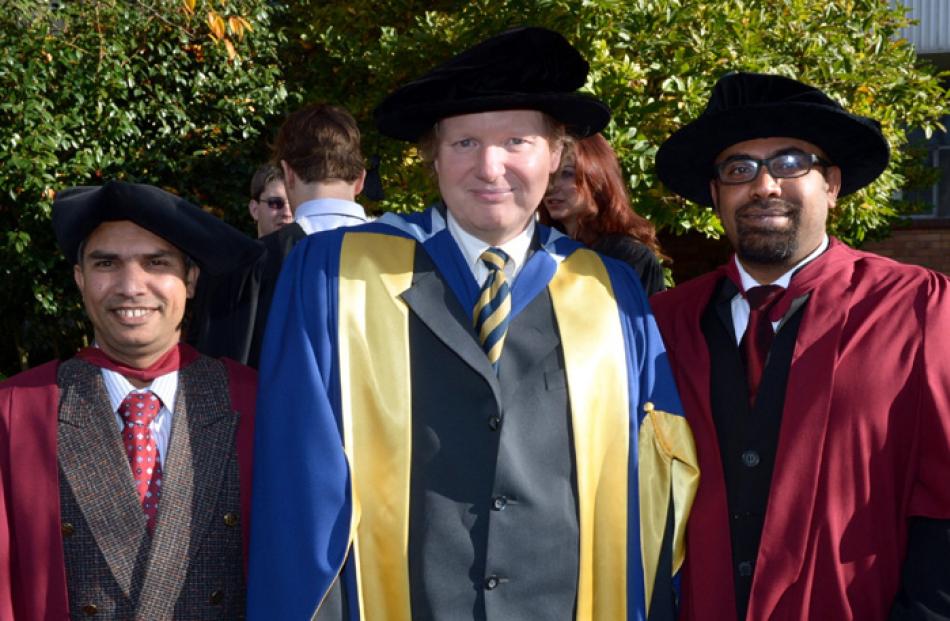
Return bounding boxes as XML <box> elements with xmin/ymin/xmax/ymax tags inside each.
<box><xmin>434</xmin><ymin>109</ymin><xmax>562</xmax><ymax>246</ymax></box>
<box><xmin>74</xmin><ymin>220</ymin><xmax>198</xmax><ymax>367</ymax></box>
<box><xmin>711</xmin><ymin>136</ymin><xmax>841</xmax><ymax>274</ymax></box>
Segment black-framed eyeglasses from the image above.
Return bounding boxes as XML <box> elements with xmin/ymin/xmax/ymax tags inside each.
<box><xmin>715</xmin><ymin>152</ymin><xmax>831</xmax><ymax>185</ymax></box>
<box><xmin>260</xmin><ymin>197</ymin><xmax>287</xmax><ymax>210</ymax></box>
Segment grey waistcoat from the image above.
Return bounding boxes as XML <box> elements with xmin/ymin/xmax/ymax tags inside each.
<box><xmin>56</xmin><ymin>356</ymin><xmax>245</xmax><ymax>620</ymax></box>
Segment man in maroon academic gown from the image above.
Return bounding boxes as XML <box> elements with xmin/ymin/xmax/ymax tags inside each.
<box><xmin>651</xmin><ymin>72</ymin><xmax>950</xmax><ymax>620</ymax></box>
<box><xmin>0</xmin><ymin>181</ymin><xmax>260</xmax><ymax>619</ymax></box>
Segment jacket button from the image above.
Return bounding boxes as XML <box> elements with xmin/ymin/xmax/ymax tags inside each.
<box><xmin>223</xmin><ymin>512</ymin><xmax>239</xmax><ymax>527</ymax></box>
<box><xmin>61</xmin><ymin>522</ymin><xmax>75</xmax><ymax>537</ymax></box>
<box><xmin>484</xmin><ymin>575</ymin><xmax>500</xmax><ymax>590</ymax></box>
<box><xmin>491</xmin><ymin>496</ymin><xmax>508</xmax><ymax>511</ymax></box>
<box><xmin>209</xmin><ymin>590</ymin><xmax>224</xmax><ymax>605</ymax></box>
<box><xmin>741</xmin><ymin>450</ymin><xmax>760</xmax><ymax>468</ymax></box>
<box><xmin>82</xmin><ymin>604</ymin><xmax>98</xmax><ymax>616</ymax></box>
<box><xmin>738</xmin><ymin>560</ymin><xmax>754</xmax><ymax>577</ymax></box>
<box><xmin>488</xmin><ymin>415</ymin><xmax>502</xmax><ymax>431</ymax></box>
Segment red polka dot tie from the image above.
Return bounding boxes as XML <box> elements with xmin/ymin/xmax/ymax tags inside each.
<box><xmin>118</xmin><ymin>391</ymin><xmax>164</xmax><ymax>533</ymax></box>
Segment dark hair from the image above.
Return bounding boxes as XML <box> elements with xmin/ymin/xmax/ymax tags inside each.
<box><xmin>272</xmin><ymin>103</ymin><xmax>364</xmax><ymax>183</ymax></box>
<box><xmin>540</xmin><ymin>133</ymin><xmax>664</xmax><ymax>259</ymax></box>
<box><xmin>76</xmin><ymin>232</ymin><xmax>196</xmax><ymax>273</ymax></box>
<box><xmin>249</xmin><ymin>164</ymin><xmax>284</xmax><ymax>200</ymax></box>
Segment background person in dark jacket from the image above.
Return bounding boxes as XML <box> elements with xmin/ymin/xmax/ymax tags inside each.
<box><xmin>188</xmin><ymin>103</ymin><xmax>369</xmax><ymax>368</ymax></box>
<box><xmin>541</xmin><ymin>132</ymin><xmax>666</xmax><ymax>295</ymax></box>
<box><xmin>247</xmin><ymin>163</ymin><xmax>291</xmax><ymax>238</ymax></box>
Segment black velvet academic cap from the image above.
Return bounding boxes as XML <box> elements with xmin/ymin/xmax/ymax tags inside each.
<box><xmin>374</xmin><ymin>26</ymin><xmax>610</xmax><ymax>141</ymax></box>
<box><xmin>53</xmin><ymin>180</ymin><xmax>261</xmax><ymax>276</ymax></box>
<box><xmin>655</xmin><ymin>72</ymin><xmax>890</xmax><ymax>206</ymax></box>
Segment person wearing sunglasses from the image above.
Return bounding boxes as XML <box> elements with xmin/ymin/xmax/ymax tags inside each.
<box><xmin>651</xmin><ymin>72</ymin><xmax>950</xmax><ymax>621</ymax></box>
<box><xmin>247</xmin><ymin>164</ymin><xmax>291</xmax><ymax>238</ymax></box>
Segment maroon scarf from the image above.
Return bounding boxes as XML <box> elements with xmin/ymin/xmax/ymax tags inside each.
<box><xmin>75</xmin><ymin>342</ymin><xmax>200</xmax><ymax>382</ymax></box>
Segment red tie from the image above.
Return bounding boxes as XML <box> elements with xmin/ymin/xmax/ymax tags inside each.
<box><xmin>118</xmin><ymin>391</ymin><xmax>164</xmax><ymax>533</ymax></box>
<box><xmin>741</xmin><ymin>285</ymin><xmax>785</xmax><ymax>406</ymax></box>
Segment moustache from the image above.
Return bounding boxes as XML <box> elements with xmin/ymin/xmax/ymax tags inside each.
<box><xmin>736</xmin><ymin>198</ymin><xmax>801</xmax><ymax>218</ymax></box>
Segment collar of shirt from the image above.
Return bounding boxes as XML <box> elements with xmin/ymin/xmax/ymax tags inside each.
<box><xmin>103</xmin><ymin>367</ymin><xmax>178</xmax><ymax>466</ymax></box>
<box><xmin>446</xmin><ymin>210</ymin><xmax>535</xmax><ymax>286</ymax></box>
<box><xmin>730</xmin><ymin>234</ymin><xmax>829</xmax><ymax>344</ymax></box>
<box><xmin>294</xmin><ymin>198</ymin><xmax>368</xmax><ymax>235</ymax></box>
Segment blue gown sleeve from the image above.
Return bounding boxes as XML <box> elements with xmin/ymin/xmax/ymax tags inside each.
<box><xmin>604</xmin><ymin>258</ymin><xmax>683</xmax><ymax>418</ymax></box>
<box><xmin>604</xmin><ymin>258</ymin><xmax>689</xmax><ymax>621</ymax></box>
<box><xmin>247</xmin><ymin>229</ymin><xmax>353</xmax><ymax>620</ymax></box>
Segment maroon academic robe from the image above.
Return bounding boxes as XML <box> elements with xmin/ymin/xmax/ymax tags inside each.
<box><xmin>650</xmin><ymin>239</ymin><xmax>950</xmax><ymax>621</ymax></box>
<box><xmin>0</xmin><ymin>354</ymin><xmax>256</xmax><ymax>620</ymax></box>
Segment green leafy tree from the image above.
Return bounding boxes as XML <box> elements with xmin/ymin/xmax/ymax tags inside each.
<box><xmin>280</xmin><ymin>0</ymin><xmax>947</xmax><ymax>241</ymax></box>
<box><xmin>5</xmin><ymin>0</ymin><xmax>947</xmax><ymax>377</ymax></box>
<box><xmin>0</xmin><ymin>0</ymin><xmax>287</xmax><ymax>375</ymax></box>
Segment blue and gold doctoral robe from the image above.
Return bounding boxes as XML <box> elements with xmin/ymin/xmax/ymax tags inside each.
<box><xmin>247</xmin><ymin>206</ymin><xmax>697</xmax><ymax>620</ymax></box>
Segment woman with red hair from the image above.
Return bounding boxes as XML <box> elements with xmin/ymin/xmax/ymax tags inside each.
<box><xmin>542</xmin><ymin>133</ymin><xmax>665</xmax><ymax>295</ymax></box>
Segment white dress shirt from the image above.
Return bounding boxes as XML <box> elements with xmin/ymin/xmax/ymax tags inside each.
<box><xmin>103</xmin><ymin>368</ymin><xmax>178</xmax><ymax>466</ymax></box>
<box><xmin>294</xmin><ymin>198</ymin><xmax>369</xmax><ymax>235</ymax></box>
<box><xmin>446</xmin><ymin>211</ymin><xmax>535</xmax><ymax>286</ymax></box>
<box><xmin>729</xmin><ymin>235</ymin><xmax>829</xmax><ymax>344</ymax></box>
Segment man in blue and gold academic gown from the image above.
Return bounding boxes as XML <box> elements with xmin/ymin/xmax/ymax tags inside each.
<box><xmin>247</xmin><ymin>27</ymin><xmax>698</xmax><ymax>621</ymax></box>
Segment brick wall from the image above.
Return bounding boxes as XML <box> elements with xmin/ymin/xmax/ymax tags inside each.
<box><xmin>658</xmin><ymin>230</ymin><xmax>732</xmax><ymax>284</ymax></box>
<box><xmin>658</xmin><ymin>218</ymin><xmax>950</xmax><ymax>284</ymax></box>
<box><xmin>859</xmin><ymin>219</ymin><xmax>950</xmax><ymax>276</ymax></box>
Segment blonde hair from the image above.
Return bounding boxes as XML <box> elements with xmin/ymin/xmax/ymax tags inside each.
<box><xmin>416</xmin><ymin>112</ymin><xmax>571</xmax><ymax>168</ymax></box>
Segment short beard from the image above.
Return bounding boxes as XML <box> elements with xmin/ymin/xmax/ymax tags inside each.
<box><xmin>734</xmin><ymin>198</ymin><xmax>801</xmax><ymax>265</ymax></box>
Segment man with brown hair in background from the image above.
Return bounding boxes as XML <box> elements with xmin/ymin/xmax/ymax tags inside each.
<box><xmin>189</xmin><ymin>103</ymin><xmax>369</xmax><ymax>367</ymax></box>
<box><xmin>275</xmin><ymin>103</ymin><xmax>368</xmax><ymax>235</ymax></box>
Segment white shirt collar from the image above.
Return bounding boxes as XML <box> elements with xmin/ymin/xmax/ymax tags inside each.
<box><xmin>735</xmin><ymin>234</ymin><xmax>830</xmax><ymax>291</ymax></box>
<box><xmin>102</xmin><ymin>367</ymin><xmax>178</xmax><ymax>414</ymax></box>
<box><xmin>294</xmin><ymin>197</ymin><xmax>367</xmax><ymax>222</ymax></box>
<box><xmin>446</xmin><ymin>211</ymin><xmax>535</xmax><ymax>284</ymax></box>
<box><xmin>101</xmin><ymin>367</ymin><xmax>177</xmax><ymax>467</ymax></box>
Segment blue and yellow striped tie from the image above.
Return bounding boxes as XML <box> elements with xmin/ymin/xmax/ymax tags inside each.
<box><xmin>473</xmin><ymin>247</ymin><xmax>511</xmax><ymax>371</ymax></box>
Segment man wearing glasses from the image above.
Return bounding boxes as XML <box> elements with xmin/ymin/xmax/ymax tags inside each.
<box><xmin>651</xmin><ymin>72</ymin><xmax>950</xmax><ymax>620</ymax></box>
<box><xmin>247</xmin><ymin>164</ymin><xmax>291</xmax><ymax>238</ymax></box>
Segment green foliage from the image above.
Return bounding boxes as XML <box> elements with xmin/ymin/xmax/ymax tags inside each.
<box><xmin>4</xmin><ymin>0</ymin><xmax>948</xmax><ymax>377</ymax></box>
<box><xmin>282</xmin><ymin>0</ymin><xmax>948</xmax><ymax>244</ymax></box>
<box><xmin>0</xmin><ymin>0</ymin><xmax>286</xmax><ymax>374</ymax></box>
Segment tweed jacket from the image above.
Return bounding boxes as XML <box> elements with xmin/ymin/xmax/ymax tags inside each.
<box><xmin>0</xmin><ymin>353</ymin><xmax>257</xmax><ymax>620</ymax></box>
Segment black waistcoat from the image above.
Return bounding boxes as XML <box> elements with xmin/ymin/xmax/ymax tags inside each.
<box><xmin>406</xmin><ymin>248</ymin><xmax>578</xmax><ymax>621</ymax></box>
<box><xmin>700</xmin><ymin>279</ymin><xmax>805</xmax><ymax>621</ymax></box>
